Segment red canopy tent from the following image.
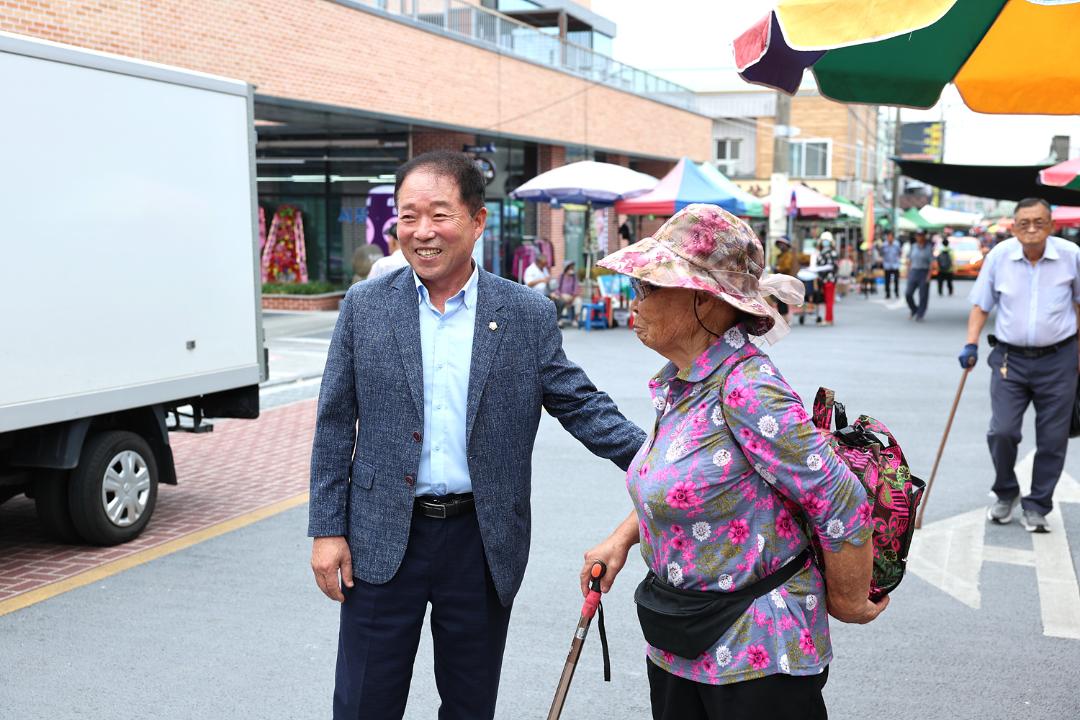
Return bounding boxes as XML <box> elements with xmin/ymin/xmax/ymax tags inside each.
<box><xmin>1053</xmin><ymin>206</ymin><xmax>1080</xmax><ymax>228</ymax></box>
<box><xmin>791</xmin><ymin>184</ymin><xmax>840</xmax><ymax>218</ymax></box>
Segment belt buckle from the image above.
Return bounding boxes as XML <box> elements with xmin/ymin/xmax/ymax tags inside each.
<box><xmin>427</xmin><ymin>502</ymin><xmax>448</xmax><ymax>519</ymax></box>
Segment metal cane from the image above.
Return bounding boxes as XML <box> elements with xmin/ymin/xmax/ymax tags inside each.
<box><xmin>546</xmin><ymin>561</ymin><xmax>610</xmax><ymax>720</ymax></box>
<box><xmin>916</xmin><ymin>367</ymin><xmax>972</xmax><ymax>529</ymax></box>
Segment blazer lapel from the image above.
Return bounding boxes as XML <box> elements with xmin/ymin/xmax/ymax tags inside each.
<box><xmin>467</xmin><ymin>269</ymin><xmax>507</xmax><ymax>443</ymax></box>
<box><xmin>388</xmin><ymin>270</ymin><xmax>425</xmax><ymax>423</ymax></box>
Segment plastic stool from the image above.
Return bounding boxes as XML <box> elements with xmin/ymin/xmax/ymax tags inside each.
<box><xmin>579</xmin><ymin>302</ymin><xmax>607</xmax><ymax>331</ymax></box>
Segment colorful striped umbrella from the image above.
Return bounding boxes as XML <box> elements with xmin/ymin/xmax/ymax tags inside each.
<box><xmin>614</xmin><ymin>158</ymin><xmax>750</xmax><ymax>216</ymax></box>
<box><xmin>734</xmin><ymin>0</ymin><xmax>1080</xmax><ymax>114</ymax></box>
<box><xmin>1039</xmin><ymin>157</ymin><xmax>1080</xmax><ymax>191</ymax></box>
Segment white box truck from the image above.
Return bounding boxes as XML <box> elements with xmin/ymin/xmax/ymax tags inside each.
<box><xmin>0</xmin><ymin>33</ymin><xmax>266</xmax><ymax>545</ymax></box>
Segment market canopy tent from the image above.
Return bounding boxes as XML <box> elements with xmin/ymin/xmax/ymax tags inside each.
<box><xmin>734</xmin><ymin>0</ymin><xmax>1080</xmax><ymax>114</ymax></box>
<box><xmin>696</xmin><ymin>162</ymin><xmax>766</xmax><ymax>217</ymax></box>
<box><xmin>1040</xmin><ymin>158</ymin><xmax>1080</xmax><ymax>192</ymax></box>
<box><xmin>791</xmin><ymin>184</ymin><xmax>840</xmax><ymax>219</ymax></box>
<box><xmin>880</xmin><ymin>214</ymin><xmax>922</xmax><ymax>233</ymax></box>
<box><xmin>1053</xmin><ymin>207</ymin><xmax>1080</xmax><ymax>228</ymax></box>
<box><xmin>614</xmin><ymin>157</ymin><xmax>750</xmax><ymax>216</ymax></box>
<box><xmin>893</xmin><ymin>159</ymin><xmax>1080</xmax><ymax>206</ymax></box>
<box><xmin>510</xmin><ymin>161</ymin><xmax>657</xmax><ymax>205</ymax></box>
<box><xmin>919</xmin><ymin>204</ymin><xmax>982</xmax><ymax>228</ymax></box>
<box><xmin>833</xmin><ymin>195</ymin><xmax>864</xmax><ymax>220</ymax></box>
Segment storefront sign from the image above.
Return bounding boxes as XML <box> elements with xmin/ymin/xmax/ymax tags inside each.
<box><xmin>463</xmin><ymin>143</ymin><xmax>496</xmax><ymax>154</ymax></box>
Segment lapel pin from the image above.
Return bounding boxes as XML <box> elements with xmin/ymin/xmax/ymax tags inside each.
<box><xmin>489</xmin><ymin>321</ymin><xmax>498</xmax><ymax>331</ymax></box>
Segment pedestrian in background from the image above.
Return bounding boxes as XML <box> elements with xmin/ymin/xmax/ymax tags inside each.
<box><xmin>960</xmin><ymin>197</ymin><xmax>1080</xmax><ymax>534</ymax></box>
<box><xmin>551</xmin><ymin>259</ymin><xmax>582</xmax><ymax>326</ymax></box>
<box><xmin>905</xmin><ymin>231</ymin><xmax>933</xmax><ymax>321</ymax></box>
<box><xmin>582</xmin><ymin>204</ymin><xmax>883</xmax><ymax>720</ymax></box>
<box><xmin>367</xmin><ymin>222</ymin><xmax>410</xmax><ymax>280</ymax></box>
<box><xmin>773</xmin><ymin>235</ymin><xmax>798</xmax><ymax>323</ymax></box>
<box><xmin>523</xmin><ymin>252</ymin><xmax>551</xmax><ymax>293</ymax></box>
<box><xmin>881</xmin><ymin>230</ymin><xmax>901</xmax><ymax>299</ymax></box>
<box><xmin>814</xmin><ymin>231</ymin><xmax>838</xmax><ymax>326</ymax></box>
<box><xmin>308</xmin><ymin>151</ymin><xmax>645</xmax><ymax>719</ymax></box>
<box><xmin>936</xmin><ymin>237</ymin><xmax>955</xmax><ymax>296</ymax></box>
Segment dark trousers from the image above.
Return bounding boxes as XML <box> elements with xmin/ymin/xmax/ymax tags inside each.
<box><xmin>937</xmin><ymin>271</ymin><xmax>954</xmax><ymax>296</ymax></box>
<box><xmin>884</xmin><ymin>268</ymin><xmax>899</xmax><ymax>298</ymax></box>
<box><xmin>334</xmin><ymin>513</ymin><xmax>513</xmax><ymax>720</ymax></box>
<box><xmin>905</xmin><ymin>268</ymin><xmax>930</xmax><ymax>318</ymax></box>
<box><xmin>987</xmin><ymin>340</ymin><xmax>1078</xmax><ymax>515</ymax></box>
<box><xmin>647</xmin><ymin>660</ymin><xmax>829</xmax><ymax>720</ymax></box>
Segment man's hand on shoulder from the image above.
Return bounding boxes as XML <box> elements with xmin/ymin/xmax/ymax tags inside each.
<box><xmin>311</xmin><ymin>536</ymin><xmax>353</xmax><ymax>602</ymax></box>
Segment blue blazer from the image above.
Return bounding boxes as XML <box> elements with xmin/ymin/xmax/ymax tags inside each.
<box><xmin>308</xmin><ymin>266</ymin><xmax>645</xmax><ymax>605</ymax></box>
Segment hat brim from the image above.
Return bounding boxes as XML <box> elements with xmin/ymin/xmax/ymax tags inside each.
<box><xmin>598</xmin><ymin>237</ymin><xmax>776</xmax><ymax>335</ymax></box>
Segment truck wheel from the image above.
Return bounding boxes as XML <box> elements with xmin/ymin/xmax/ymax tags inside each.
<box><xmin>68</xmin><ymin>431</ymin><xmax>159</xmax><ymax>546</ymax></box>
<box><xmin>34</xmin><ymin>470</ymin><xmax>81</xmax><ymax>543</ymax></box>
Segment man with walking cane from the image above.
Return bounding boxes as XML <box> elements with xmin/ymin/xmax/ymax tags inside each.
<box><xmin>959</xmin><ymin>198</ymin><xmax>1080</xmax><ymax>533</ymax></box>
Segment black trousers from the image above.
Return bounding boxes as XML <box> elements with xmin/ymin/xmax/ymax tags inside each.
<box><xmin>987</xmin><ymin>340</ymin><xmax>1078</xmax><ymax>515</ymax></box>
<box><xmin>883</xmin><ymin>268</ymin><xmax>899</xmax><ymax>297</ymax></box>
<box><xmin>937</xmin><ymin>271</ymin><xmax>954</xmax><ymax>296</ymax></box>
<box><xmin>333</xmin><ymin>512</ymin><xmax>513</xmax><ymax>720</ymax></box>
<box><xmin>647</xmin><ymin>660</ymin><xmax>829</xmax><ymax>720</ymax></box>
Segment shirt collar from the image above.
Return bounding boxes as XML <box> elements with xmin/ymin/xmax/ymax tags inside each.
<box><xmin>1007</xmin><ymin>237</ymin><xmax>1060</xmax><ymax>262</ymax></box>
<box><xmin>414</xmin><ymin>263</ymin><xmax>479</xmax><ymax>309</ymax></box>
<box><xmin>648</xmin><ymin>325</ymin><xmax>753</xmax><ymax>393</ymax></box>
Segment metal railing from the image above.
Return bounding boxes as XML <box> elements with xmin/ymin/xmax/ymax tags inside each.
<box><xmin>349</xmin><ymin>0</ymin><xmax>698</xmax><ymax>112</ymax></box>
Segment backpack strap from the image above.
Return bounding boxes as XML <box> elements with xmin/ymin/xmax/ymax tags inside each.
<box><xmin>854</xmin><ymin>415</ymin><xmax>900</xmax><ymax>448</ymax></box>
<box><xmin>812</xmin><ymin>387</ymin><xmax>849</xmax><ymax>431</ymax></box>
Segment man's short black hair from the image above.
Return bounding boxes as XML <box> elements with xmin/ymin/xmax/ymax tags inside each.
<box><xmin>395</xmin><ymin>150</ymin><xmax>485</xmax><ymax>215</ymax></box>
<box><xmin>1015</xmin><ymin>197</ymin><xmax>1052</xmax><ymax>215</ymax></box>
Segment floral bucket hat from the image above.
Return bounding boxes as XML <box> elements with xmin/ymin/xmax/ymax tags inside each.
<box><xmin>598</xmin><ymin>203</ymin><xmax>805</xmax><ymax>343</ymax></box>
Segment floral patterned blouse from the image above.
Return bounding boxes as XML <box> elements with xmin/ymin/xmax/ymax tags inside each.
<box><xmin>629</xmin><ymin>324</ymin><xmax>871</xmax><ymax>685</ymax></box>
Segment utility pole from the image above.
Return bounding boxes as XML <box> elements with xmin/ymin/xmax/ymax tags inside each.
<box><xmin>890</xmin><ymin>106</ymin><xmax>902</xmax><ymax>235</ymax></box>
<box><xmin>767</xmin><ymin>92</ymin><xmax>792</xmax><ymax>266</ymax></box>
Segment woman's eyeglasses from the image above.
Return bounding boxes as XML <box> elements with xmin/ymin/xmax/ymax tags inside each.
<box><xmin>630</xmin><ymin>278</ymin><xmax>660</xmax><ymax>301</ymax></box>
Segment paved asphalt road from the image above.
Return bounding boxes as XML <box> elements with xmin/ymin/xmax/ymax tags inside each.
<box><xmin>3</xmin><ymin>287</ymin><xmax>1080</xmax><ymax>719</ymax></box>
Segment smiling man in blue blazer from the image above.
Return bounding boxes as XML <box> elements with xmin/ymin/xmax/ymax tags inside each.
<box><xmin>308</xmin><ymin>150</ymin><xmax>645</xmax><ymax>720</ymax></box>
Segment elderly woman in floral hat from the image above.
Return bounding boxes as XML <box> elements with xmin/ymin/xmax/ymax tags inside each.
<box><xmin>579</xmin><ymin>205</ymin><xmax>886</xmax><ymax>720</ymax></box>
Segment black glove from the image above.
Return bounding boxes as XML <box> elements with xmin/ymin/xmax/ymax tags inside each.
<box><xmin>959</xmin><ymin>343</ymin><xmax>978</xmax><ymax>369</ymax></box>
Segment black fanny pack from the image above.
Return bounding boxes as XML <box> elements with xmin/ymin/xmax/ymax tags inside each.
<box><xmin>634</xmin><ymin>547</ymin><xmax>812</xmax><ymax>659</ymax></box>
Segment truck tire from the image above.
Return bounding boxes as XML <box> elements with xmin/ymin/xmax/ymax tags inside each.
<box><xmin>33</xmin><ymin>470</ymin><xmax>81</xmax><ymax>543</ymax></box>
<box><xmin>68</xmin><ymin>431</ymin><xmax>159</xmax><ymax>546</ymax></box>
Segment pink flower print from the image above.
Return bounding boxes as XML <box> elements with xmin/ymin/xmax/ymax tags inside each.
<box><xmin>857</xmin><ymin>501</ymin><xmax>874</xmax><ymax>526</ymax></box>
<box><xmin>661</xmin><ymin>650</ymin><xmax>676</xmax><ymax>664</ymax></box>
<box><xmin>775</xmin><ymin>510</ymin><xmax>799</xmax><ymax>539</ymax></box>
<box><xmin>799</xmin><ymin>628</ymin><xmax>817</xmax><ymax>656</ymax></box>
<box><xmin>746</xmin><ymin>644</ymin><xmax>770</xmax><ymax>670</ymax></box>
<box><xmin>801</xmin><ymin>491</ymin><xmax>829</xmax><ymax>518</ymax></box>
<box><xmin>727</xmin><ymin>518</ymin><xmax>750</xmax><ymax>545</ymax></box>
<box><xmin>666</xmin><ymin>481</ymin><xmax>701</xmax><ymax>510</ymax></box>
<box><xmin>671</xmin><ymin>524</ymin><xmax>685</xmax><ymax>535</ymax></box>
<box><xmin>670</xmin><ymin>534</ymin><xmax>691</xmax><ymax>553</ymax></box>
<box><xmin>725</xmin><ymin>386</ymin><xmax>751</xmax><ymax>408</ymax></box>
<box><xmin>778</xmin><ymin>615</ymin><xmax>796</xmax><ymax>632</ymax></box>
<box><xmin>683</xmin><ymin>223</ymin><xmax>718</xmax><ymax>257</ymax></box>
<box><xmin>694</xmin><ymin>653</ymin><xmax>718</xmax><ymax>677</ymax></box>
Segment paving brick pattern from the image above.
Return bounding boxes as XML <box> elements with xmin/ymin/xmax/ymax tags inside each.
<box><xmin>0</xmin><ymin>399</ymin><xmax>317</xmax><ymax>603</ymax></box>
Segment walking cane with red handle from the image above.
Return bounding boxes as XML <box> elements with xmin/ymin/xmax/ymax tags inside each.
<box><xmin>546</xmin><ymin>561</ymin><xmax>611</xmax><ymax>720</ymax></box>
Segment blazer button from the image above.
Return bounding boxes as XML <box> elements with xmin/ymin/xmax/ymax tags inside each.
<box><xmin>412</xmin><ymin>431</ymin><xmax>422</xmax><ymax>442</ymax></box>
<box><xmin>404</xmin><ymin>474</ymin><xmax>415</xmax><ymax>486</ymax></box>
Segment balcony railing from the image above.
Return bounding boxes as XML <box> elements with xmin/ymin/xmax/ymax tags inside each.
<box><xmin>347</xmin><ymin>0</ymin><xmax>699</xmax><ymax>112</ymax></box>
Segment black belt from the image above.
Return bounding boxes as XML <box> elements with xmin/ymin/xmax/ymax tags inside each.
<box><xmin>989</xmin><ymin>333</ymin><xmax>1077</xmax><ymax>358</ymax></box>
<box><xmin>414</xmin><ymin>493</ymin><xmax>475</xmax><ymax>519</ymax></box>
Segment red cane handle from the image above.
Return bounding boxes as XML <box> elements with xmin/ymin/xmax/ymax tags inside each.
<box><xmin>579</xmin><ymin>561</ymin><xmax>607</xmax><ymax>619</ymax></box>
<box><xmin>588</xmin><ymin>560</ymin><xmax>607</xmax><ymax>593</ymax></box>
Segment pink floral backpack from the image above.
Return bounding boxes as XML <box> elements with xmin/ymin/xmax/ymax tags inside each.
<box><xmin>811</xmin><ymin>388</ymin><xmax>926</xmax><ymax>601</ymax></box>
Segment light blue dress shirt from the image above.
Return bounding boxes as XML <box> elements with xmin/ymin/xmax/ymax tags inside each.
<box><xmin>969</xmin><ymin>236</ymin><xmax>1080</xmax><ymax>347</ymax></box>
<box><xmin>414</xmin><ymin>267</ymin><xmax>478</xmax><ymax>496</ymax></box>
<box><xmin>881</xmin><ymin>240</ymin><xmax>902</xmax><ymax>270</ymax></box>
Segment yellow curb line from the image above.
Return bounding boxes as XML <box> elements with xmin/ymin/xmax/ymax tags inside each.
<box><xmin>0</xmin><ymin>492</ymin><xmax>310</xmax><ymax>617</ymax></box>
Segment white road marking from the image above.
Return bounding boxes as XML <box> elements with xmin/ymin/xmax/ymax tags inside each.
<box><xmin>908</xmin><ymin>449</ymin><xmax>1080</xmax><ymax>640</ymax></box>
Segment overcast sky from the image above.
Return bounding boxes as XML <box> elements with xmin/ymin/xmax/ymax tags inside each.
<box><xmin>590</xmin><ymin>0</ymin><xmax>1080</xmax><ymax>165</ymax></box>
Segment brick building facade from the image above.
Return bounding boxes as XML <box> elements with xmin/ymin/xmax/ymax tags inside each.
<box><xmin>2</xmin><ymin>0</ymin><xmax>709</xmax><ymax>282</ymax></box>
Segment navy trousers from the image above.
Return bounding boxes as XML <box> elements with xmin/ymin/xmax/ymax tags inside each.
<box><xmin>905</xmin><ymin>269</ymin><xmax>930</xmax><ymax>319</ymax></box>
<box><xmin>333</xmin><ymin>512</ymin><xmax>513</xmax><ymax>720</ymax></box>
<box><xmin>987</xmin><ymin>339</ymin><xmax>1078</xmax><ymax>515</ymax></box>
